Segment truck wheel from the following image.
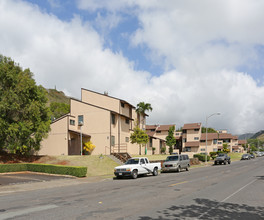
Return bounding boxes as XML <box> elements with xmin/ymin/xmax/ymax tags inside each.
<box><xmin>153</xmin><ymin>167</ymin><xmax>158</xmax><ymax>176</ymax></box>
<box><xmin>228</xmin><ymin>160</ymin><xmax>231</xmax><ymax>164</ymax></box>
<box><xmin>214</xmin><ymin>161</ymin><xmax>217</xmax><ymax>165</ymax></box>
<box><xmin>132</xmin><ymin>170</ymin><xmax>138</xmax><ymax>179</ymax></box>
<box><xmin>224</xmin><ymin>161</ymin><xmax>227</xmax><ymax>165</ymax></box>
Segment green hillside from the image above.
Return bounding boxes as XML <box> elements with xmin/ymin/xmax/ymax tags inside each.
<box><xmin>46</xmin><ymin>89</ymin><xmax>70</xmax><ymax>119</ymax></box>
<box><xmin>46</xmin><ymin>89</ymin><xmax>70</xmax><ymax>105</ymax></box>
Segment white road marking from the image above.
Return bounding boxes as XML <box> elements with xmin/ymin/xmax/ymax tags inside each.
<box><xmin>0</xmin><ymin>204</ymin><xmax>58</xmax><ymax>219</ymax></box>
<box><xmin>197</xmin><ymin>179</ymin><xmax>257</xmax><ymax>219</ymax></box>
<box><xmin>221</xmin><ymin>179</ymin><xmax>257</xmax><ymax>202</ymax></box>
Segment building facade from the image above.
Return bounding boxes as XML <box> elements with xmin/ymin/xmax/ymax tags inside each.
<box><xmin>40</xmin><ymin>89</ymin><xmax>147</xmax><ymax>156</ymax></box>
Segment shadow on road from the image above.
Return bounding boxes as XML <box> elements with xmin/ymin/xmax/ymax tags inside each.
<box><xmin>138</xmin><ymin>198</ymin><xmax>264</xmax><ymax>220</ymax></box>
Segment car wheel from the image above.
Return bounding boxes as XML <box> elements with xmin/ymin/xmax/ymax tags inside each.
<box><xmin>214</xmin><ymin>161</ymin><xmax>217</xmax><ymax>165</ymax></box>
<box><xmin>176</xmin><ymin>166</ymin><xmax>180</xmax><ymax>172</ymax></box>
<box><xmin>153</xmin><ymin>167</ymin><xmax>158</xmax><ymax>176</ymax></box>
<box><xmin>224</xmin><ymin>161</ymin><xmax>227</xmax><ymax>165</ymax></box>
<box><xmin>186</xmin><ymin>165</ymin><xmax>190</xmax><ymax>171</ymax></box>
<box><xmin>131</xmin><ymin>170</ymin><xmax>138</xmax><ymax>179</ymax></box>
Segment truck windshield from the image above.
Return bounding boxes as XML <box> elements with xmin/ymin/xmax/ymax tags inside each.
<box><xmin>166</xmin><ymin>156</ymin><xmax>179</xmax><ymax>161</ymax></box>
<box><xmin>125</xmin><ymin>159</ymin><xmax>139</xmax><ymax>164</ymax></box>
<box><xmin>218</xmin><ymin>154</ymin><xmax>225</xmax><ymax>157</ymax></box>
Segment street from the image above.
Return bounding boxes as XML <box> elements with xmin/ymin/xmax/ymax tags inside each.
<box><xmin>0</xmin><ymin>157</ymin><xmax>263</xmax><ymax>220</ymax></box>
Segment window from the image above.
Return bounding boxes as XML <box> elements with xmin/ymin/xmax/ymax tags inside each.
<box><xmin>125</xmin><ymin>137</ymin><xmax>129</xmax><ymax>143</ymax></box>
<box><xmin>213</xmin><ymin>139</ymin><xmax>217</xmax><ymax>144</ymax></box>
<box><xmin>200</xmin><ymin>140</ymin><xmax>205</xmax><ymax>142</ymax></box>
<box><xmin>125</xmin><ymin>118</ymin><xmax>129</xmax><ymax>124</ymax></box>
<box><xmin>194</xmin><ymin>128</ymin><xmax>199</xmax><ymax>131</ymax></box>
<box><xmin>111</xmin><ymin>114</ymin><xmax>115</xmax><ymax>125</ymax></box>
<box><xmin>213</xmin><ymin>148</ymin><xmax>218</xmax><ymax>152</ymax></box>
<box><xmin>182</xmin><ymin>130</ymin><xmax>187</xmax><ymax>133</ymax></box>
<box><xmin>149</xmin><ymin>138</ymin><xmax>153</xmax><ymax>148</ymax></box>
<box><xmin>183</xmin><ymin>138</ymin><xmax>186</xmax><ymax>143</ymax></box>
<box><xmin>140</xmin><ymin>158</ymin><xmax>145</xmax><ymax>165</ymax></box>
<box><xmin>156</xmin><ymin>131</ymin><xmax>161</xmax><ymax>133</ymax></box>
<box><xmin>70</xmin><ymin>120</ymin><xmax>75</xmax><ymax>126</ymax></box>
<box><xmin>150</xmin><ymin>129</ymin><xmax>155</xmax><ymax>132</ymax></box>
<box><xmin>185</xmin><ymin>147</ymin><xmax>191</xmax><ymax>152</ymax></box>
<box><xmin>121</xmin><ymin>102</ymin><xmax>125</xmax><ymax>108</ymax></box>
<box><xmin>111</xmin><ymin>136</ymin><xmax>115</xmax><ymax>146</ymax></box>
<box><xmin>218</xmin><ymin>142</ymin><xmax>222</xmax><ymax>144</ymax></box>
<box><xmin>78</xmin><ymin>115</ymin><xmax>83</xmax><ymax>126</ymax></box>
<box><xmin>200</xmin><ymin>148</ymin><xmax>205</xmax><ymax>151</ymax></box>
<box><xmin>194</xmin><ymin>137</ymin><xmax>199</xmax><ymax>140</ymax></box>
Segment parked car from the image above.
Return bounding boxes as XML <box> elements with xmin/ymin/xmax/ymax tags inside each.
<box><xmin>114</xmin><ymin>157</ymin><xmax>161</xmax><ymax>179</ymax></box>
<box><xmin>162</xmin><ymin>154</ymin><xmax>190</xmax><ymax>172</ymax></box>
<box><xmin>214</xmin><ymin>153</ymin><xmax>231</xmax><ymax>165</ymax></box>
<box><xmin>249</xmin><ymin>153</ymin><xmax>256</xmax><ymax>159</ymax></box>
<box><xmin>241</xmin><ymin>154</ymin><xmax>251</xmax><ymax>160</ymax></box>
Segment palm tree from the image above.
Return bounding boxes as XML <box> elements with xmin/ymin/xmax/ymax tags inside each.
<box><xmin>135</xmin><ymin>102</ymin><xmax>152</xmax><ymax>127</ymax></box>
<box><xmin>136</xmin><ymin>102</ymin><xmax>153</xmax><ymax>115</ymax></box>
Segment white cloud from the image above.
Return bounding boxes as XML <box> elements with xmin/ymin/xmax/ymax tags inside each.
<box><xmin>1</xmin><ymin>0</ymin><xmax>264</xmax><ymax>134</ymax></box>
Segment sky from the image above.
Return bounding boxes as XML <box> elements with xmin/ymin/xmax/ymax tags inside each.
<box><xmin>1</xmin><ymin>0</ymin><xmax>264</xmax><ymax>135</ymax></box>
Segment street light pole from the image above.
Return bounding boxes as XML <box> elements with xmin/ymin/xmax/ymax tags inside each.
<box><xmin>205</xmin><ymin>112</ymin><xmax>221</xmax><ymax>164</ymax></box>
<box><xmin>79</xmin><ymin>121</ymin><xmax>84</xmax><ymax>156</ymax></box>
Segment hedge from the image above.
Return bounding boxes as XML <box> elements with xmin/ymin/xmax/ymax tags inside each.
<box><xmin>193</xmin><ymin>154</ymin><xmax>210</xmax><ymax>162</ymax></box>
<box><xmin>0</xmin><ymin>163</ymin><xmax>87</xmax><ymax>177</ymax></box>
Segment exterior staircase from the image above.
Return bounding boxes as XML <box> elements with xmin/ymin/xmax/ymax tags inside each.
<box><xmin>111</xmin><ymin>152</ymin><xmax>132</xmax><ymax>163</ymax></box>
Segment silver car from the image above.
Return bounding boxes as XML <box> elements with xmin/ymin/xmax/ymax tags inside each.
<box><xmin>162</xmin><ymin>154</ymin><xmax>190</xmax><ymax>172</ymax></box>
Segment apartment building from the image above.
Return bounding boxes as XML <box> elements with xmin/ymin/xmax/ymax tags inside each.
<box><xmin>40</xmin><ymin>89</ymin><xmax>146</xmax><ymax>156</ymax></box>
<box><xmin>179</xmin><ymin>123</ymin><xmax>240</xmax><ymax>157</ymax></box>
<box><xmin>146</xmin><ymin>124</ymin><xmax>180</xmax><ymax>154</ymax></box>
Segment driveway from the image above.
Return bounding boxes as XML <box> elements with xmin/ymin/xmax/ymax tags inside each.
<box><xmin>0</xmin><ymin>172</ymin><xmax>74</xmax><ymax>186</ymax></box>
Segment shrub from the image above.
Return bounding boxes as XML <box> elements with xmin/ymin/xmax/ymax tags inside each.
<box><xmin>0</xmin><ymin>163</ymin><xmax>27</xmax><ymax>173</ymax></box>
<box><xmin>209</xmin><ymin>152</ymin><xmax>218</xmax><ymax>160</ymax></box>
<box><xmin>161</xmin><ymin>147</ymin><xmax>166</xmax><ymax>154</ymax></box>
<box><xmin>83</xmin><ymin>141</ymin><xmax>96</xmax><ymax>155</ymax></box>
<box><xmin>194</xmin><ymin>154</ymin><xmax>210</xmax><ymax>162</ymax></box>
<box><xmin>0</xmin><ymin>163</ymin><xmax>87</xmax><ymax>177</ymax></box>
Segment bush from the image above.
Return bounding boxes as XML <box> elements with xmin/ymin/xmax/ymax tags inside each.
<box><xmin>0</xmin><ymin>163</ymin><xmax>27</xmax><ymax>173</ymax></box>
<box><xmin>0</xmin><ymin>163</ymin><xmax>87</xmax><ymax>177</ymax></box>
<box><xmin>161</xmin><ymin>147</ymin><xmax>166</xmax><ymax>154</ymax></box>
<box><xmin>209</xmin><ymin>152</ymin><xmax>218</xmax><ymax>160</ymax></box>
<box><xmin>194</xmin><ymin>154</ymin><xmax>210</xmax><ymax>162</ymax></box>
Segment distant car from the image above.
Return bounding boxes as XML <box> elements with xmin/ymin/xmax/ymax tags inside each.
<box><xmin>214</xmin><ymin>153</ymin><xmax>231</xmax><ymax>165</ymax></box>
<box><xmin>241</xmin><ymin>154</ymin><xmax>251</xmax><ymax>160</ymax></box>
<box><xmin>162</xmin><ymin>154</ymin><xmax>190</xmax><ymax>172</ymax></box>
<box><xmin>249</xmin><ymin>154</ymin><xmax>255</xmax><ymax>159</ymax></box>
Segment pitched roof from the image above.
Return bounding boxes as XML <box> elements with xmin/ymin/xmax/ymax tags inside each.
<box><xmin>238</xmin><ymin>140</ymin><xmax>247</xmax><ymax>145</ymax></box>
<box><xmin>185</xmin><ymin>141</ymin><xmax>200</xmax><ymax>147</ymax></box>
<box><xmin>182</xmin><ymin>123</ymin><xmax>201</xmax><ymax>130</ymax></box>
<box><xmin>200</xmin><ymin>133</ymin><xmax>237</xmax><ymax>141</ymax></box>
<box><xmin>146</xmin><ymin>124</ymin><xmax>175</xmax><ymax>131</ymax></box>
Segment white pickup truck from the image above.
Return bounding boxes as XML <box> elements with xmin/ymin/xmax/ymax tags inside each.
<box><xmin>114</xmin><ymin>157</ymin><xmax>161</xmax><ymax>179</ymax></box>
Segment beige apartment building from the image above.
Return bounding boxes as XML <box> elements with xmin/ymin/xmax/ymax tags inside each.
<box><xmin>145</xmin><ymin>125</ymin><xmax>178</xmax><ymax>154</ymax></box>
<box><xmin>40</xmin><ymin>89</ymin><xmax>147</xmax><ymax>156</ymax></box>
<box><xmin>177</xmin><ymin>123</ymin><xmax>242</xmax><ymax>157</ymax></box>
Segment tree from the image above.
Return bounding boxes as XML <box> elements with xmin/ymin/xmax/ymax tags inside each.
<box><xmin>222</xmin><ymin>143</ymin><xmax>230</xmax><ymax>153</ymax></box>
<box><xmin>130</xmin><ymin>126</ymin><xmax>149</xmax><ymax>155</ymax></box>
<box><xmin>136</xmin><ymin>102</ymin><xmax>153</xmax><ymax>114</ymax></box>
<box><xmin>0</xmin><ymin>55</ymin><xmax>51</xmax><ymax>154</ymax></box>
<box><xmin>166</xmin><ymin>125</ymin><xmax>176</xmax><ymax>155</ymax></box>
<box><xmin>50</xmin><ymin>102</ymin><xmax>70</xmax><ymax>120</ymax></box>
<box><xmin>202</xmin><ymin>127</ymin><xmax>217</xmax><ymax>133</ymax></box>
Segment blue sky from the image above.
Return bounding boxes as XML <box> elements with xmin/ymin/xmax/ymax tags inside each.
<box><xmin>1</xmin><ymin>0</ymin><xmax>264</xmax><ymax>134</ymax></box>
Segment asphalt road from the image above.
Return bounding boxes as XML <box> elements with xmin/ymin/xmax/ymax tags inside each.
<box><xmin>0</xmin><ymin>172</ymin><xmax>74</xmax><ymax>186</ymax></box>
<box><xmin>0</xmin><ymin>157</ymin><xmax>263</xmax><ymax>220</ymax></box>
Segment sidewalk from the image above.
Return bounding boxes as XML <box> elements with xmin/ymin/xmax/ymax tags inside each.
<box><xmin>0</xmin><ymin>175</ymin><xmax>112</xmax><ymax>195</ymax></box>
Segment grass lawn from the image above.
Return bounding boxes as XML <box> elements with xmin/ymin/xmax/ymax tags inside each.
<box><xmin>35</xmin><ymin>155</ymin><xmax>119</xmax><ymax>177</ymax></box>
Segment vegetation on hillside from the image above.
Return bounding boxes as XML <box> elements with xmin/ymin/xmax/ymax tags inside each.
<box><xmin>201</xmin><ymin>127</ymin><xmax>217</xmax><ymax>133</ymax></box>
